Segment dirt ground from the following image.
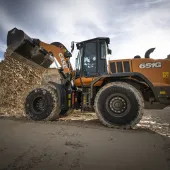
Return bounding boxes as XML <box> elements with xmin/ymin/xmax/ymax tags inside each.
<box><xmin>0</xmin><ymin>108</ymin><xmax>170</xmax><ymax>170</ymax></box>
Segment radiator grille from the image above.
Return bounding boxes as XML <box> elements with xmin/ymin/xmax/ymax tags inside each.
<box><xmin>117</xmin><ymin>62</ymin><xmax>123</xmax><ymax>72</ymax></box>
<box><xmin>110</xmin><ymin>61</ymin><xmax>131</xmax><ymax>73</ymax></box>
<box><xmin>110</xmin><ymin>62</ymin><xmax>116</xmax><ymax>73</ymax></box>
<box><xmin>123</xmin><ymin>61</ymin><xmax>130</xmax><ymax>72</ymax></box>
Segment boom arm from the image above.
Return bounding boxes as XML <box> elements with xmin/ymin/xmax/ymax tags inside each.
<box><xmin>37</xmin><ymin>40</ymin><xmax>73</xmax><ymax>74</ymax></box>
<box><xmin>6</xmin><ymin>27</ymin><xmax>74</xmax><ymax>78</ymax></box>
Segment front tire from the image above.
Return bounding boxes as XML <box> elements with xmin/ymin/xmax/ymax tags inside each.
<box><xmin>24</xmin><ymin>85</ymin><xmax>61</xmax><ymax>121</ymax></box>
<box><xmin>94</xmin><ymin>82</ymin><xmax>144</xmax><ymax>129</ymax></box>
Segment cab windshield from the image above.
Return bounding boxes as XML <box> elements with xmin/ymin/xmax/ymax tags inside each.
<box><xmin>83</xmin><ymin>42</ymin><xmax>97</xmax><ymax>76</ymax></box>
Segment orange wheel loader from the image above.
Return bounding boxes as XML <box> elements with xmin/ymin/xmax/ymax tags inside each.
<box><xmin>4</xmin><ymin>27</ymin><xmax>170</xmax><ymax>129</ymax></box>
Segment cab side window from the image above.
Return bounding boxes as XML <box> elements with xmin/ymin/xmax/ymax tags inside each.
<box><xmin>100</xmin><ymin>42</ymin><xmax>106</xmax><ymax>59</ymax></box>
<box><xmin>75</xmin><ymin>48</ymin><xmax>82</xmax><ymax>77</ymax></box>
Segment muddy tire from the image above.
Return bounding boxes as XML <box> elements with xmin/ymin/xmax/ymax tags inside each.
<box><xmin>24</xmin><ymin>85</ymin><xmax>61</xmax><ymax>121</ymax></box>
<box><xmin>94</xmin><ymin>82</ymin><xmax>144</xmax><ymax>129</ymax></box>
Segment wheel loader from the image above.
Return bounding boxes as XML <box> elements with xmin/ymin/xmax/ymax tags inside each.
<box><xmin>5</xmin><ymin>27</ymin><xmax>170</xmax><ymax>129</ymax></box>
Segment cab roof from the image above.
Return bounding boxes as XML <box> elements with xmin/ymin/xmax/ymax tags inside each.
<box><xmin>77</xmin><ymin>37</ymin><xmax>110</xmax><ymax>45</ymax></box>
<box><xmin>76</xmin><ymin>37</ymin><xmax>110</xmax><ymax>49</ymax></box>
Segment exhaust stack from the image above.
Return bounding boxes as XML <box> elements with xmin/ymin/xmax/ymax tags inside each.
<box><xmin>145</xmin><ymin>48</ymin><xmax>155</xmax><ymax>58</ymax></box>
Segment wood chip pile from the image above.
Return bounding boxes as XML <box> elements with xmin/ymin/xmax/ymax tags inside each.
<box><xmin>0</xmin><ymin>53</ymin><xmax>61</xmax><ymax>118</ymax></box>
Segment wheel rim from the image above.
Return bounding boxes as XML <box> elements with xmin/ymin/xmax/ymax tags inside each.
<box><xmin>32</xmin><ymin>96</ymin><xmax>46</xmax><ymax>114</ymax></box>
<box><xmin>106</xmin><ymin>93</ymin><xmax>131</xmax><ymax>117</ymax></box>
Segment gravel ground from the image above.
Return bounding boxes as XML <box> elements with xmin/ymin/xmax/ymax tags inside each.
<box><xmin>59</xmin><ymin>108</ymin><xmax>170</xmax><ymax>137</ymax></box>
<box><xmin>0</xmin><ymin>108</ymin><xmax>169</xmax><ymax>170</ymax></box>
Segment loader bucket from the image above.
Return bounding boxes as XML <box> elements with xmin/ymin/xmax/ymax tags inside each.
<box><xmin>6</xmin><ymin>28</ymin><xmax>54</xmax><ymax>68</ymax></box>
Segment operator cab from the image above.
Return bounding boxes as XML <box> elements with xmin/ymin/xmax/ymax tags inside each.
<box><xmin>72</xmin><ymin>37</ymin><xmax>111</xmax><ymax>78</ymax></box>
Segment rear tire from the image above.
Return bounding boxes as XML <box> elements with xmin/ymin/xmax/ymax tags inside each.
<box><xmin>94</xmin><ymin>82</ymin><xmax>144</xmax><ymax>129</ymax></box>
<box><xmin>24</xmin><ymin>85</ymin><xmax>61</xmax><ymax>121</ymax></box>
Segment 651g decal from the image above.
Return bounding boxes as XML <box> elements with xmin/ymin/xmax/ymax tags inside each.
<box><xmin>139</xmin><ymin>62</ymin><xmax>162</xmax><ymax>69</ymax></box>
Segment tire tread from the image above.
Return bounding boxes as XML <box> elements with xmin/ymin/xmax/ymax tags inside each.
<box><xmin>94</xmin><ymin>82</ymin><xmax>144</xmax><ymax>129</ymax></box>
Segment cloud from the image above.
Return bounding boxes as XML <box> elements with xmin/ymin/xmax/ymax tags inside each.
<box><xmin>0</xmin><ymin>0</ymin><xmax>170</xmax><ymax>66</ymax></box>
<box><xmin>0</xmin><ymin>42</ymin><xmax>6</xmax><ymax>53</ymax></box>
<box><xmin>109</xmin><ymin>1</ymin><xmax>170</xmax><ymax>59</ymax></box>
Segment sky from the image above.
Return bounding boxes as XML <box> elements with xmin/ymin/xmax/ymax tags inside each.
<box><xmin>0</xmin><ymin>0</ymin><xmax>170</xmax><ymax>68</ymax></box>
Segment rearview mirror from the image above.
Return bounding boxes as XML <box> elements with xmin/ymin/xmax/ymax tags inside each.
<box><xmin>71</xmin><ymin>41</ymin><xmax>74</xmax><ymax>53</ymax></box>
<box><xmin>108</xmin><ymin>49</ymin><xmax>112</xmax><ymax>55</ymax></box>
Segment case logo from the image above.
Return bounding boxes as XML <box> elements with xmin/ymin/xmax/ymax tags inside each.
<box><xmin>139</xmin><ymin>62</ymin><xmax>162</xmax><ymax>69</ymax></box>
<box><xmin>59</xmin><ymin>53</ymin><xmax>68</xmax><ymax>69</ymax></box>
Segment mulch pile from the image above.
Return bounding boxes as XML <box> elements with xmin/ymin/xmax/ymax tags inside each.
<box><xmin>0</xmin><ymin>53</ymin><xmax>61</xmax><ymax>118</ymax></box>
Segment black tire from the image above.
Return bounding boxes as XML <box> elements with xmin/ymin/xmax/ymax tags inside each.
<box><xmin>94</xmin><ymin>82</ymin><xmax>144</xmax><ymax>129</ymax></box>
<box><xmin>24</xmin><ymin>85</ymin><xmax>61</xmax><ymax>121</ymax></box>
<box><xmin>46</xmin><ymin>83</ymin><xmax>72</xmax><ymax>117</ymax></box>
